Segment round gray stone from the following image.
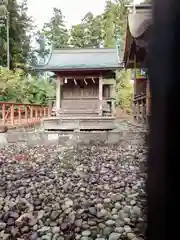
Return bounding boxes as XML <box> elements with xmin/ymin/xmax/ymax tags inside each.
<box><xmin>114</xmin><ymin>202</ymin><xmax>121</xmax><ymax>210</ymax></box>
<box><xmin>108</xmin><ymin>232</ymin><xmax>121</xmax><ymax>240</ymax></box>
<box><xmin>82</xmin><ymin>230</ymin><xmax>91</xmax><ymax>236</ymax></box>
<box><xmin>124</xmin><ymin>225</ymin><xmax>132</xmax><ymax>233</ymax></box>
<box><xmin>127</xmin><ymin>233</ymin><xmax>137</xmax><ymax>239</ymax></box>
<box><xmin>103</xmin><ymin>227</ymin><xmax>113</xmax><ymax>236</ymax></box>
<box><xmin>104</xmin><ymin>198</ymin><xmax>111</xmax><ymax>204</ymax></box>
<box><xmin>52</xmin><ymin>226</ymin><xmax>60</xmax><ymax>233</ymax></box>
<box><xmin>0</xmin><ymin>222</ymin><xmax>6</xmax><ymax>230</ymax></box>
<box><xmin>105</xmin><ymin>220</ymin><xmax>115</xmax><ymax>227</ymax></box>
<box><xmin>114</xmin><ymin>227</ymin><xmax>124</xmax><ymax>233</ymax></box>
<box><xmin>132</xmin><ymin>206</ymin><xmax>141</xmax><ymax>216</ymax></box>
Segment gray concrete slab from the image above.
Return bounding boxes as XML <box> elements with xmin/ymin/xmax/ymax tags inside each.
<box><xmin>0</xmin><ymin>130</ymin><xmax>145</xmax><ymax>147</ymax></box>
<box><xmin>42</xmin><ymin>116</ymin><xmax>117</xmax><ymax>131</ymax></box>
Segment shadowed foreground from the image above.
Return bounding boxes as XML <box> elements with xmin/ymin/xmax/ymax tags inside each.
<box><xmin>0</xmin><ymin>126</ymin><xmax>146</xmax><ymax>240</ymax></box>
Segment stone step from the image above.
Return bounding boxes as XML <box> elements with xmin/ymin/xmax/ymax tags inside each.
<box><xmin>41</xmin><ymin>117</ymin><xmax>117</xmax><ymax>131</ymax></box>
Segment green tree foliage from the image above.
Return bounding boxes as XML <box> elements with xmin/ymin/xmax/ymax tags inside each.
<box><xmin>101</xmin><ymin>0</ymin><xmax>133</xmax><ymax>110</ymax></box>
<box><xmin>70</xmin><ymin>13</ymin><xmax>103</xmax><ymax>48</ymax></box>
<box><xmin>0</xmin><ymin>0</ymin><xmax>133</xmax><ymax>109</ymax></box>
<box><xmin>81</xmin><ymin>12</ymin><xmax>103</xmax><ymax>47</ymax></box>
<box><xmin>70</xmin><ymin>0</ymin><xmax>130</xmax><ymax>50</ymax></box>
<box><xmin>31</xmin><ymin>31</ymin><xmax>50</xmax><ymax>65</ymax></box>
<box><xmin>0</xmin><ymin>67</ymin><xmax>55</xmax><ymax>104</ymax></box>
<box><xmin>102</xmin><ymin>0</ymin><xmax>131</xmax><ymax>50</ymax></box>
<box><xmin>70</xmin><ymin>24</ymin><xmax>86</xmax><ymax>47</ymax></box>
<box><xmin>116</xmin><ymin>69</ymin><xmax>133</xmax><ymax>111</ymax></box>
<box><xmin>0</xmin><ymin>0</ymin><xmax>34</xmax><ymax>68</ymax></box>
<box><xmin>24</xmin><ymin>76</ymin><xmax>56</xmax><ymax>104</ymax></box>
<box><xmin>42</xmin><ymin>8</ymin><xmax>69</xmax><ymax>49</ymax></box>
<box><xmin>102</xmin><ymin>0</ymin><xmax>116</xmax><ymax>48</ymax></box>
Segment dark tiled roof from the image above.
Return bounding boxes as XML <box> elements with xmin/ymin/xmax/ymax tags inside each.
<box><xmin>128</xmin><ymin>7</ymin><xmax>152</xmax><ymax>38</ymax></box>
<box><xmin>123</xmin><ymin>4</ymin><xmax>152</xmax><ymax>68</ymax></box>
<box><xmin>34</xmin><ymin>48</ymin><xmax>122</xmax><ymax>71</ymax></box>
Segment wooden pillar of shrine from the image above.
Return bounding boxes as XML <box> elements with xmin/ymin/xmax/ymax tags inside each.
<box><xmin>111</xmin><ymin>84</ymin><xmax>116</xmax><ymax>117</ymax></box>
<box><xmin>56</xmin><ymin>75</ymin><xmax>62</xmax><ymax>115</ymax></box>
<box><xmin>133</xmin><ymin>54</ymin><xmax>137</xmax><ymax>120</ymax></box>
<box><xmin>99</xmin><ymin>76</ymin><xmax>103</xmax><ymax>116</ymax></box>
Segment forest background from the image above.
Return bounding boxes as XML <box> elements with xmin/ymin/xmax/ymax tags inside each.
<box><xmin>0</xmin><ymin>0</ymin><xmax>149</xmax><ymax>111</ymax></box>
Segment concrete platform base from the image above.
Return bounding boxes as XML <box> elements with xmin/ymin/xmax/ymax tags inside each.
<box><xmin>41</xmin><ymin>116</ymin><xmax>117</xmax><ymax>131</ymax></box>
<box><xmin>0</xmin><ymin>130</ymin><xmax>145</xmax><ymax>147</ymax></box>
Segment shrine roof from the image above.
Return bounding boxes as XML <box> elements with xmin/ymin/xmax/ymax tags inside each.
<box><xmin>127</xmin><ymin>4</ymin><xmax>152</xmax><ymax>39</ymax></box>
<box><xmin>123</xmin><ymin>4</ymin><xmax>152</xmax><ymax>68</ymax></box>
<box><xmin>33</xmin><ymin>48</ymin><xmax>122</xmax><ymax>71</ymax></box>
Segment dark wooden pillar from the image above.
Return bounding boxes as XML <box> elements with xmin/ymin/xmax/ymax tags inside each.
<box><xmin>111</xmin><ymin>84</ymin><xmax>116</xmax><ymax>117</ymax></box>
<box><xmin>56</xmin><ymin>75</ymin><xmax>61</xmax><ymax>114</ymax></box>
<box><xmin>146</xmin><ymin>79</ymin><xmax>150</xmax><ymax>122</ymax></box>
<box><xmin>99</xmin><ymin>76</ymin><xmax>103</xmax><ymax>116</ymax></box>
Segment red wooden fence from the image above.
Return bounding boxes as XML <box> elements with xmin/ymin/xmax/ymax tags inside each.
<box><xmin>0</xmin><ymin>102</ymin><xmax>51</xmax><ymax>128</ymax></box>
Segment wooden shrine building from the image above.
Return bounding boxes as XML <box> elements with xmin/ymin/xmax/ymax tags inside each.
<box><xmin>123</xmin><ymin>4</ymin><xmax>152</xmax><ymax>123</ymax></box>
<box><xmin>34</xmin><ymin>48</ymin><xmax>122</xmax><ymax>131</ymax></box>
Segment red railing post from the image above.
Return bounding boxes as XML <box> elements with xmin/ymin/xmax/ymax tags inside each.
<box><xmin>2</xmin><ymin>103</ymin><xmax>6</xmax><ymax>125</ymax></box>
<box><xmin>48</xmin><ymin>106</ymin><xmax>52</xmax><ymax>116</ymax></box>
<box><xmin>18</xmin><ymin>105</ymin><xmax>21</xmax><ymax>124</ymax></box>
<box><xmin>35</xmin><ymin>107</ymin><xmax>38</xmax><ymax>120</ymax></box>
<box><xmin>30</xmin><ymin>107</ymin><xmax>33</xmax><ymax>123</ymax></box>
<box><xmin>37</xmin><ymin>108</ymin><xmax>40</xmax><ymax>119</ymax></box>
<box><xmin>10</xmin><ymin>104</ymin><xmax>14</xmax><ymax>126</ymax></box>
<box><xmin>40</xmin><ymin>107</ymin><xmax>43</xmax><ymax>118</ymax></box>
<box><xmin>43</xmin><ymin>107</ymin><xmax>46</xmax><ymax>117</ymax></box>
<box><xmin>0</xmin><ymin>101</ymin><xmax>48</xmax><ymax>128</ymax></box>
<box><xmin>25</xmin><ymin>105</ymin><xmax>28</xmax><ymax>123</ymax></box>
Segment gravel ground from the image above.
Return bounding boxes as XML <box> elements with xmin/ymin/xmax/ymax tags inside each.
<box><xmin>0</xmin><ymin>131</ymin><xmax>147</xmax><ymax>240</ymax></box>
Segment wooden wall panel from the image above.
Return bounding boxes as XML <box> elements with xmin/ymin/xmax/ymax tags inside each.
<box><xmin>62</xmin><ymin>80</ymin><xmax>99</xmax><ymax>99</ymax></box>
<box><xmin>135</xmin><ymin>78</ymin><xmax>147</xmax><ymax>95</ymax></box>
